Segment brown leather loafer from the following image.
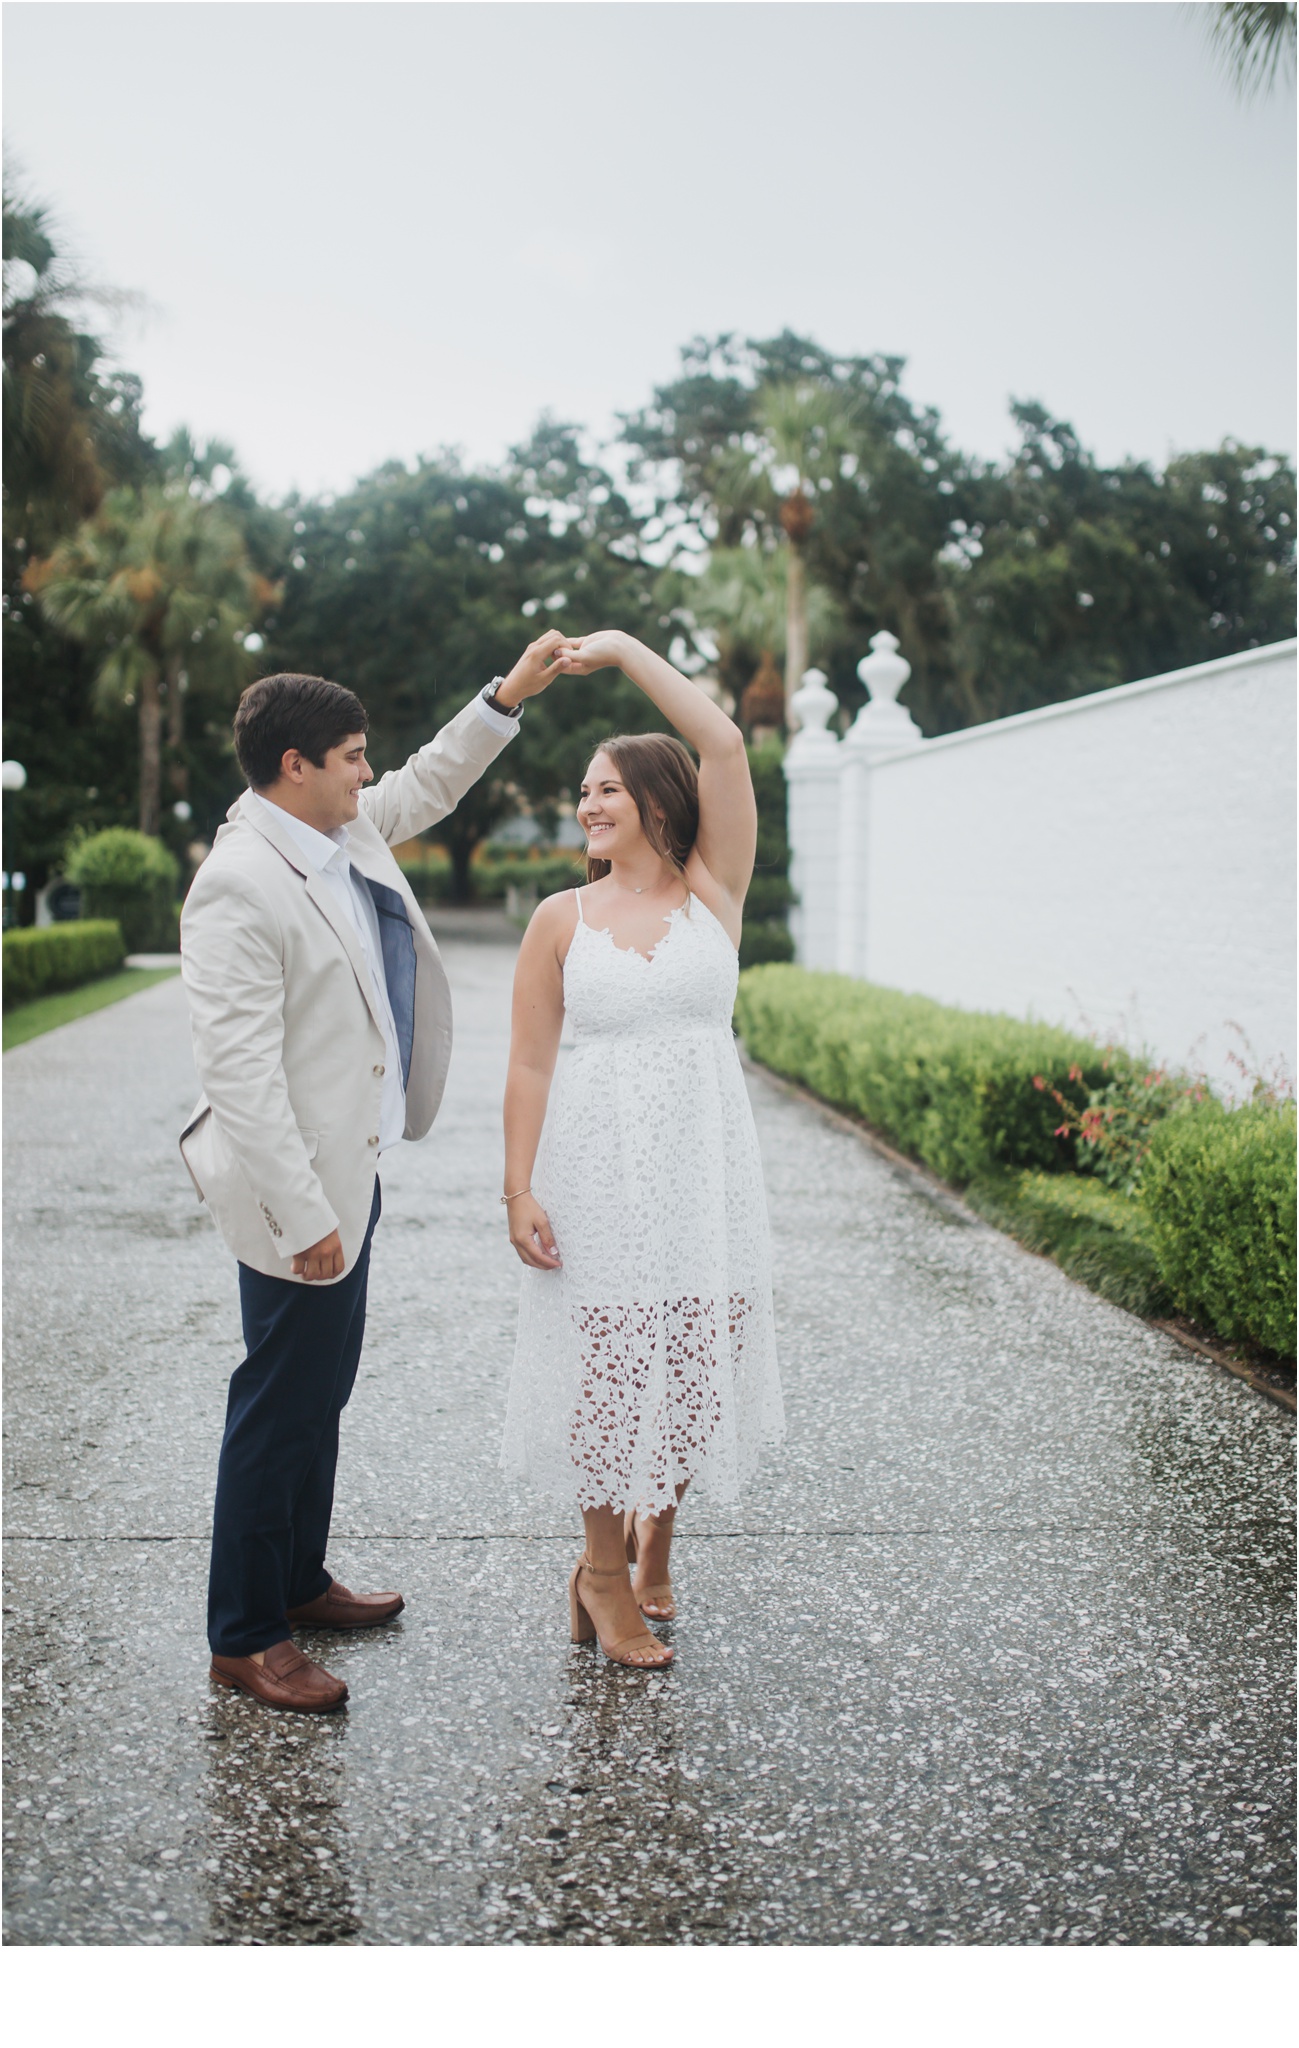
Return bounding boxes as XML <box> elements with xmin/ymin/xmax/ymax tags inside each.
<box><xmin>286</xmin><ymin>1578</ymin><xmax>405</xmax><ymax>1630</ymax></box>
<box><xmin>210</xmin><ymin>1638</ymin><xmax>348</xmax><ymax>1713</ymax></box>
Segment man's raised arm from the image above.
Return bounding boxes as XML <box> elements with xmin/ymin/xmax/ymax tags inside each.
<box><xmin>361</xmin><ymin>630</ymin><xmax>573</xmax><ymax>845</ymax></box>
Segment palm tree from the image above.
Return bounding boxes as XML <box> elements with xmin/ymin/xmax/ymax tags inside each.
<box><xmin>27</xmin><ymin>482</ymin><xmax>264</xmax><ymax>833</ymax></box>
<box><xmin>709</xmin><ymin>380</ymin><xmax>858</xmax><ymax>714</ymax></box>
<box><xmin>4</xmin><ymin>188</ymin><xmax>106</xmax><ymax>554</ymax></box>
<box><xmin>689</xmin><ymin>542</ymin><xmax>842</xmax><ymax>730</ymax></box>
<box><xmin>1205</xmin><ymin>3</ymin><xmax>1296</xmax><ymax>96</ymax></box>
<box><xmin>3</xmin><ymin>173</ymin><xmax>145</xmax><ymax>555</ymax></box>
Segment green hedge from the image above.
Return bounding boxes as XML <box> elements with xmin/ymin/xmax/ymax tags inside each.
<box><xmin>397</xmin><ymin>850</ymin><xmax>581</xmax><ymax>903</ymax></box>
<box><xmin>478</xmin><ymin>854</ymin><xmax>583</xmax><ymax>900</ymax></box>
<box><xmin>66</xmin><ymin>829</ymin><xmax>180</xmax><ymax>951</ymax></box>
<box><xmin>3</xmin><ymin>920</ymin><xmax>125</xmax><ymax>1009</ymax></box>
<box><xmin>739</xmin><ymin>922</ymin><xmax>795</xmax><ymax>970</ymax></box>
<box><xmin>735</xmin><ymin>963</ymin><xmax>1298</xmax><ymax>1359</ymax></box>
<box><xmin>734</xmin><ymin>965</ymin><xmax>1112</xmax><ymax>1183</ymax></box>
<box><xmin>966</xmin><ymin>1170</ymin><xmax>1171</xmax><ymax>1319</ymax></box>
<box><xmin>1143</xmin><ymin>1099</ymin><xmax>1297</xmax><ymax>1355</ymax></box>
<box><xmin>741</xmin><ymin>739</ymin><xmax>794</xmax><ymax>983</ymax></box>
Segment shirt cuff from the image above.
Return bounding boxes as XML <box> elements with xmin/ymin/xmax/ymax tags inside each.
<box><xmin>473</xmin><ymin>690</ymin><xmax>523</xmax><ymax>738</ymax></box>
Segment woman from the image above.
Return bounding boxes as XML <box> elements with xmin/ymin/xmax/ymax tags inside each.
<box><xmin>500</xmin><ymin>630</ymin><xmax>784</xmax><ymax>1668</ymax></box>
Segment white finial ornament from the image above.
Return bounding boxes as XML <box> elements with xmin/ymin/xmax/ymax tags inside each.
<box><xmin>787</xmin><ymin>668</ymin><xmax>840</xmax><ymax>760</ymax></box>
<box><xmin>847</xmin><ymin>632</ymin><xmax>923</xmax><ymax>757</ymax></box>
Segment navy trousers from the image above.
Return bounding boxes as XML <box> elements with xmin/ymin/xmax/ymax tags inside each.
<box><xmin>207</xmin><ymin>1180</ymin><xmax>382</xmax><ymax>1657</ymax></box>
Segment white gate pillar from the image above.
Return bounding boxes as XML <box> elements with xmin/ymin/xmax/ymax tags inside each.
<box><xmin>839</xmin><ymin>633</ymin><xmax>925</xmax><ymax>977</ymax></box>
<box><xmin>783</xmin><ymin>668</ymin><xmax>841</xmax><ymax>969</ymax></box>
<box><xmin>783</xmin><ymin>640</ymin><xmax>925</xmax><ymax>976</ymax></box>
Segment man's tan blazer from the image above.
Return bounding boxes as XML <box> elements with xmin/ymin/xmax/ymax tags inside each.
<box><xmin>179</xmin><ymin>697</ymin><xmax>516</xmax><ymax>1282</ymax></box>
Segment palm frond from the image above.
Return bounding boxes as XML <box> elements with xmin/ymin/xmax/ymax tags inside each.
<box><xmin>755</xmin><ymin>380</ymin><xmax>862</xmax><ymax>484</ymax></box>
<box><xmin>691</xmin><ymin>544</ymin><xmax>841</xmax><ymax>659</ymax></box>
<box><xmin>92</xmin><ymin>640</ymin><xmax>154</xmax><ymax>714</ymax></box>
<box><xmin>1204</xmin><ymin>2</ymin><xmax>1296</xmax><ymax>96</ymax></box>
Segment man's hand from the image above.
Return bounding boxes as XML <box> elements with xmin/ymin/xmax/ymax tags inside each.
<box><xmin>292</xmin><ymin>1228</ymin><xmax>345</xmax><ymax>1282</ymax></box>
<box><xmin>493</xmin><ymin>629</ymin><xmax>580</xmax><ymax>709</ymax></box>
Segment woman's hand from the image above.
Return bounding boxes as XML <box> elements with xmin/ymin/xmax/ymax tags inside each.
<box><xmin>495</xmin><ymin>629</ymin><xmax>582</xmax><ymax>707</ymax></box>
<box><xmin>552</xmin><ymin>629</ymin><xmax>630</xmax><ymax>676</ymax></box>
<box><xmin>507</xmin><ymin>1193</ymin><xmax>562</xmax><ymax>1270</ymax></box>
<box><xmin>555</xmin><ymin>629</ymin><xmax>757</xmax><ymax>908</ymax></box>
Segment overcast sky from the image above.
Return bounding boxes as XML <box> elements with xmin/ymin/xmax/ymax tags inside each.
<box><xmin>4</xmin><ymin>0</ymin><xmax>1294</xmax><ymax>501</ymax></box>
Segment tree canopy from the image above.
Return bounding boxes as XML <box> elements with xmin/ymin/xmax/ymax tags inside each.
<box><xmin>266</xmin><ymin>421</ymin><xmax>674</xmax><ymax>892</ymax></box>
<box><xmin>623</xmin><ymin>331</ymin><xmax>1295</xmax><ymax>735</ymax></box>
<box><xmin>3</xmin><ymin>190</ymin><xmax>1294</xmax><ymax>914</ymax></box>
<box><xmin>3</xmin><ymin>177</ymin><xmax>157</xmax><ymax>891</ymax></box>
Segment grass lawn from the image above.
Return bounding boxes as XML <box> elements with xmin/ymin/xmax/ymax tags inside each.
<box><xmin>3</xmin><ymin>966</ymin><xmax>181</xmax><ymax>1051</ymax></box>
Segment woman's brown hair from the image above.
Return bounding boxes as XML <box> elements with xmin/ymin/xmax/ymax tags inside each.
<box><xmin>584</xmin><ymin>733</ymin><xmax>700</xmax><ymax>883</ymax></box>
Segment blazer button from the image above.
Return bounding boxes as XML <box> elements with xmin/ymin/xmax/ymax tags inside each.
<box><xmin>368</xmin><ymin>1134</ymin><xmax>379</xmax><ymax>1147</ymax></box>
<box><xmin>373</xmin><ymin>1064</ymin><xmax>385</xmax><ymax>1077</ymax></box>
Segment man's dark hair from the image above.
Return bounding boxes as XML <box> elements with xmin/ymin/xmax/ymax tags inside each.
<box><xmin>233</xmin><ymin>673</ymin><xmax>369</xmax><ymax>789</ymax></box>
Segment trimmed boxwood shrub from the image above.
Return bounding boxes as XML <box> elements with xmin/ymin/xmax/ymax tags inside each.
<box><xmin>3</xmin><ymin>920</ymin><xmax>125</xmax><ymax>1009</ymax></box>
<box><xmin>966</xmin><ymin>1170</ymin><xmax>1172</xmax><ymax>1319</ymax></box>
<box><xmin>397</xmin><ymin>849</ymin><xmax>581</xmax><ymax>904</ymax></box>
<box><xmin>736</xmin><ymin>963</ymin><xmax>1297</xmax><ymax>1357</ymax></box>
<box><xmin>474</xmin><ymin>854</ymin><xmax>583</xmax><ymax>901</ymax></box>
<box><xmin>65</xmin><ymin>830</ymin><xmax>180</xmax><ymax>952</ymax></box>
<box><xmin>741</xmin><ymin>739</ymin><xmax>794</xmax><ymax>975</ymax></box>
<box><xmin>1143</xmin><ymin>1099</ymin><xmax>1297</xmax><ymax>1356</ymax></box>
<box><xmin>734</xmin><ymin>964</ymin><xmax>1113</xmax><ymax>1183</ymax></box>
<box><xmin>739</xmin><ymin>922</ymin><xmax>795</xmax><ymax>970</ymax></box>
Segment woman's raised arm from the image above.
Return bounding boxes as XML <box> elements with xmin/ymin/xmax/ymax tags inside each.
<box><xmin>555</xmin><ymin>630</ymin><xmax>757</xmax><ymax>904</ymax></box>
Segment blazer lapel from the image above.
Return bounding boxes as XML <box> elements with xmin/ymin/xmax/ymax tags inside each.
<box><xmin>233</xmin><ymin>793</ymin><xmax>390</xmax><ymax>1041</ymax></box>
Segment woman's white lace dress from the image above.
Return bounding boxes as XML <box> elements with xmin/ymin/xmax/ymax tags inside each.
<box><xmin>502</xmin><ymin>889</ymin><xmax>784</xmax><ymax>1516</ymax></box>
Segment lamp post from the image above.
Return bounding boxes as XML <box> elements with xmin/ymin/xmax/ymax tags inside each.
<box><xmin>2</xmin><ymin>759</ymin><xmax>28</xmax><ymax>929</ymax></box>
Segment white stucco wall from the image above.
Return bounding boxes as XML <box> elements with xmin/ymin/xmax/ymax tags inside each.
<box><xmin>787</xmin><ymin>642</ymin><xmax>1296</xmax><ymax>1092</ymax></box>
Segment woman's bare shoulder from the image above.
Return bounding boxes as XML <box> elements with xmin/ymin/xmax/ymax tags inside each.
<box><xmin>523</xmin><ymin>887</ymin><xmax>581</xmax><ymax>964</ymax></box>
<box><xmin>529</xmin><ymin>886</ymin><xmax>579</xmax><ymax>926</ymax></box>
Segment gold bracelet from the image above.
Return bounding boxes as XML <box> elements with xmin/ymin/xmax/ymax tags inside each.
<box><xmin>500</xmin><ymin>1186</ymin><xmax>532</xmax><ymax>1204</ymax></box>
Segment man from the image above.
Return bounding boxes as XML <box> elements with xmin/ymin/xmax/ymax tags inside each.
<box><xmin>180</xmin><ymin>632</ymin><xmax>569</xmax><ymax>1713</ymax></box>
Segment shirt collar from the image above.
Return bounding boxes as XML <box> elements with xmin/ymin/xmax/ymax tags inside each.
<box><xmin>248</xmin><ymin>790</ymin><xmax>350</xmax><ymax>874</ymax></box>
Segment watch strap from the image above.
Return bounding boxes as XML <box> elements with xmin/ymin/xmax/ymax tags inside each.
<box><xmin>482</xmin><ymin>678</ymin><xmax>523</xmax><ymax>719</ymax></box>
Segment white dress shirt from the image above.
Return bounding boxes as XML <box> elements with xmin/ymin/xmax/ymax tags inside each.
<box><xmin>249</xmin><ymin>793</ymin><xmax>409</xmax><ymax>1152</ymax></box>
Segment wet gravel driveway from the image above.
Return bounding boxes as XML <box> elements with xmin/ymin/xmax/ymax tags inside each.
<box><xmin>3</xmin><ymin>939</ymin><xmax>1294</xmax><ymax>1945</ymax></box>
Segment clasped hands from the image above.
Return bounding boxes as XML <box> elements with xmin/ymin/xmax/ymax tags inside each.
<box><xmin>493</xmin><ymin>627</ymin><xmax>627</xmax><ymax>707</ymax></box>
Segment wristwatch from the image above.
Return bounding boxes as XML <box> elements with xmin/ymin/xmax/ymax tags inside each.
<box><xmin>481</xmin><ymin>678</ymin><xmax>523</xmax><ymax>719</ymax></box>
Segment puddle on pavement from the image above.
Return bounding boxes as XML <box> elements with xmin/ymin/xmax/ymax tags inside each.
<box><xmin>474</xmin><ymin>1654</ymin><xmax>756</xmax><ymax>1944</ymax></box>
<box><xmin>199</xmin><ymin>1697</ymin><xmax>361</xmax><ymax>1945</ymax></box>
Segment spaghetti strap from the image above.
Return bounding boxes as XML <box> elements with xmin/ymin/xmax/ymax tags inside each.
<box><xmin>573</xmin><ymin>886</ymin><xmax>587</xmax><ymax>926</ymax></box>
